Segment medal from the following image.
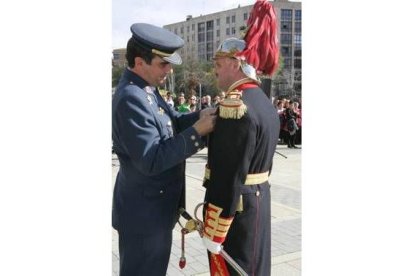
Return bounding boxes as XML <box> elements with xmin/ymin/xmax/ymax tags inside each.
<box><xmin>147</xmin><ymin>95</ymin><xmax>153</xmax><ymax>105</ymax></box>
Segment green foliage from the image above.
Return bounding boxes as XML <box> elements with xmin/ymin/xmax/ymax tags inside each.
<box><xmin>112</xmin><ymin>66</ymin><xmax>124</xmax><ymax>88</ymax></box>
<box><xmin>172</xmin><ymin>59</ymin><xmax>219</xmax><ymax>98</ymax></box>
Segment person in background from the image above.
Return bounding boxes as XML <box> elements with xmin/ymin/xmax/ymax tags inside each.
<box><xmin>283</xmin><ymin>100</ymin><xmax>300</xmax><ymax>148</ymax></box>
<box><xmin>176</xmin><ymin>95</ymin><xmax>190</xmax><ymax>113</ymax></box>
<box><xmin>112</xmin><ymin>22</ymin><xmax>217</xmax><ymax>276</ymax></box>
<box><xmin>212</xmin><ymin>95</ymin><xmax>221</xmax><ymax>107</ymax></box>
<box><xmin>293</xmin><ymin>101</ymin><xmax>302</xmax><ymax>145</ymax></box>
<box><xmin>165</xmin><ymin>91</ymin><xmax>174</xmax><ymax>108</ymax></box>
<box><xmin>202</xmin><ymin>95</ymin><xmax>213</xmax><ymax>109</ymax></box>
<box><xmin>189</xmin><ymin>95</ymin><xmax>198</xmax><ymax>112</ymax></box>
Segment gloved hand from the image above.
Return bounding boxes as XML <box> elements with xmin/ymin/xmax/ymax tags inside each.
<box><xmin>202</xmin><ymin>236</ymin><xmax>222</xmax><ymax>254</ymax></box>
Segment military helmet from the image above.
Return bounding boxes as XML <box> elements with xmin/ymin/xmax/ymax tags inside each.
<box><xmin>213</xmin><ymin>38</ymin><xmax>259</xmax><ymax>83</ymax></box>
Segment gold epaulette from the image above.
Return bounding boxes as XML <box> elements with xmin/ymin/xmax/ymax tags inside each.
<box><xmin>218</xmin><ymin>90</ymin><xmax>247</xmax><ymax>119</ymax></box>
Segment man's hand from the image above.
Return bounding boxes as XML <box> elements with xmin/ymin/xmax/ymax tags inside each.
<box><xmin>199</xmin><ymin>107</ymin><xmax>217</xmax><ymax>118</ymax></box>
<box><xmin>202</xmin><ymin>236</ymin><xmax>222</xmax><ymax>254</ymax></box>
<box><xmin>193</xmin><ymin>109</ymin><xmax>217</xmax><ymax>136</ymax></box>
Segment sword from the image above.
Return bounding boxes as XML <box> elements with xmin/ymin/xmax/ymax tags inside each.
<box><xmin>276</xmin><ymin>150</ymin><xmax>288</xmax><ymax>158</ymax></box>
<box><xmin>219</xmin><ymin>247</ymin><xmax>248</xmax><ymax>276</ymax></box>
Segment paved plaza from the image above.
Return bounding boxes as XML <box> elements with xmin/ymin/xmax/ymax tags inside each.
<box><xmin>112</xmin><ymin>144</ymin><xmax>301</xmax><ymax>276</ymax></box>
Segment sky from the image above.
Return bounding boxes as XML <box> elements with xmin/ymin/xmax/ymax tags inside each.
<box><xmin>112</xmin><ymin>0</ymin><xmax>260</xmax><ymax>49</ymax></box>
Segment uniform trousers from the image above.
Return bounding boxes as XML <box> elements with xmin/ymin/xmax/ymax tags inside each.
<box><xmin>208</xmin><ymin>182</ymin><xmax>271</xmax><ymax>276</ymax></box>
<box><xmin>118</xmin><ymin>230</ymin><xmax>172</xmax><ymax>276</ymax></box>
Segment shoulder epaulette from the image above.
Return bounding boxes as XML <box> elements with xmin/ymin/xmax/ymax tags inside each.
<box><xmin>218</xmin><ymin>90</ymin><xmax>247</xmax><ymax>119</ymax></box>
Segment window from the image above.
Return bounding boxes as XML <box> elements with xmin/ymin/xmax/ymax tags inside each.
<box><xmin>226</xmin><ymin>28</ymin><xmax>230</xmax><ymax>35</ymax></box>
<box><xmin>174</xmin><ymin>28</ymin><xmax>177</xmax><ymax>34</ymax></box>
<box><xmin>216</xmin><ymin>29</ymin><xmax>220</xmax><ymax>37</ymax></box>
<box><xmin>192</xmin><ymin>24</ymin><xmax>195</xmax><ymax>31</ymax></box>
<box><xmin>216</xmin><ymin>18</ymin><xmax>220</xmax><ymax>26</ymax></box>
<box><xmin>294</xmin><ymin>34</ymin><xmax>301</xmax><ymax>45</ymax></box>
<box><xmin>294</xmin><ymin>59</ymin><xmax>301</xmax><ymax>69</ymax></box>
<box><xmin>187</xmin><ymin>26</ymin><xmax>190</xmax><ymax>33</ymax></box>
<box><xmin>281</xmin><ymin>9</ymin><xmax>292</xmax><ymax>21</ymax></box>
<box><xmin>198</xmin><ymin>22</ymin><xmax>205</xmax><ymax>32</ymax></box>
<box><xmin>294</xmin><ymin>46</ymin><xmax>301</xmax><ymax>57</ymax></box>
<box><xmin>198</xmin><ymin>33</ymin><xmax>205</xmax><ymax>42</ymax></box>
<box><xmin>207</xmin><ymin>42</ymin><xmax>213</xmax><ymax>52</ymax></box>
<box><xmin>231</xmin><ymin>15</ymin><xmax>236</xmax><ymax>23</ymax></box>
<box><xmin>207</xmin><ymin>20</ymin><xmax>214</xmax><ymax>31</ymax></box>
<box><xmin>281</xmin><ymin>22</ymin><xmax>292</xmax><ymax>32</ymax></box>
<box><xmin>294</xmin><ymin>71</ymin><xmax>302</xmax><ymax>81</ymax></box>
<box><xmin>284</xmin><ymin>58</ymin><xmax>291</xmax><ymax>69</ymax></box>
<box><xmin>198</xmin><ymin>43</ymin><xmax>206</xmax><ymax>60</ymax></box>
<box><xmin>281</xmin><ymin>46</ymin><xmax>291</xmax><ymax>57</ymax></box>
<box><xmin>281</xmin><ymin>34</ymin><xmax>292</xmax><ymax>44</ymax></box>
<box><xmin>226</xmin><ymin>16</ymin><xmax>230</xmax><ymax>24</ymax></box>
<box><xmin>180</xmin><ymin>27</ymin><xmax>184</xmax><ymax>34</ymax></box>
<box><xmin>295</xmin><ymin>22</ymin><xmax>301</xmax><ymax>33</ymax></box>
<box><xmin>207</xmin><ymin>32</ymin><xmax>213</xmax><ymax>41</ymax></box>
<box><xmin>243</xmin><ymin>13</ymin><xmax>248</xmax><ymax>20</ymax></box>
<box><xmin>231</xmin><ymin>27</ymin><xmax>236</xmax><ymax>35</ymax></box>
<box><xmin>295</xmin><ymin>10</ymin><xmax>302</xmax><ymax>21</ymax></box>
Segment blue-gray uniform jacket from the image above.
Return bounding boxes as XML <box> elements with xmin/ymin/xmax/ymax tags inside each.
<box><xmin>112</xmin><ymin>68</ymin><xmax>204</xmax><ymax>235</ymax></box>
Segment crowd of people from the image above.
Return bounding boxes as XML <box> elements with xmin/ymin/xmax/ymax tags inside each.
<box><xmin>274</xmin><ymin>97</ymin><xmax>302</xmax><ymax>148</ymax></box>
<box><xmin>162</xmin><ymin>91</ymin><xmax>226</xmax><ymax>112</ymax></box>
<box><xmin>163</xmin><ymin>92</ymin><xmax>302</xmax><ymax>148</ymax></box>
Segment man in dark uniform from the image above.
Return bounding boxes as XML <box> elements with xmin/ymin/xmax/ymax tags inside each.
<box><xmin>112</xmin><ymin>23</ymin><xmax>216</xmax><ymax>276</ymax></box>
<box><xmin>202</xmin><ymin>38</ymin><xmax>280</xmax><ymax>276</ymax></box>
<box><xmin>201</xmin><ymin>2</ymin><xmax>280</xmax><ymax>274</ymax></box>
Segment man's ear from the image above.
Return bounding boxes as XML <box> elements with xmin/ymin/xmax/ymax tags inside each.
<box><xmin>134</xmin><ymin>56</ymin><xmax>144</xmax><ymax>67</ymax></box>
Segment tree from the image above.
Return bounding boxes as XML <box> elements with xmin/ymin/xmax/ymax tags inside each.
<box><xmin>171</xmin><ymin>58</ymin><xmax>219</xmax><ymax>99</ymax></box>
<box><xmin>112</xmin><ymin>65</ymin><xmax>124</xmax><ymax>87</ymax></box>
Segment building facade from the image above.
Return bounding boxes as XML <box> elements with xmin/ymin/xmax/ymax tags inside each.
<box><xmin>112</xmin><ymin>48</ymin><xmax>127</xmax><ymax>67</ymax></box>
<box><xmin>164</xmin><ymin>0</ymin><xmax>302</xmax><ymax>96</ymax></box>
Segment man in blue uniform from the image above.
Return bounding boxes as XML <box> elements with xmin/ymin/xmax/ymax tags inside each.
<box><xmin>112</xmin><ymin>23</ymin><xmax>216</xmax><ymax>276</ymax></box>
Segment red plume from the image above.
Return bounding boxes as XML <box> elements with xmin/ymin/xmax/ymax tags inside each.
<box><xmin>237</xmin><ymin>0</ymin><xmax>279</xmax><ymax>76</ymax></box>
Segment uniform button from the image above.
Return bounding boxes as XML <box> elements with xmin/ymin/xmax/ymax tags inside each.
<box><xmin>256</xmin><ymin>191</ymin><xmax>260</xmax><ymax>196</ymax></box>
<box><xmin>191</xmin><ymin>135</ymin><xmax>196</xmax><ymax>140</ymax></box>
<box><xmin>160</xmin><ymin>190</ymin><xmax>164</xmax><ymax>194</ymax></box>
<box><xmin>195</xmin><ymin>142</ymin><xmax>199</xmax><ymax>147</ymax></box>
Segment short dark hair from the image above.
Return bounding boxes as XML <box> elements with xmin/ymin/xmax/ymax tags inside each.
<box><xmin>126</xmin><ymin>37</ymin><xmax>156</xmax><ymax>67</ymax></box>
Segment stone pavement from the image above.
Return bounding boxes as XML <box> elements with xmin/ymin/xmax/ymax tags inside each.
<box><xmin>112</xmin><ymin>144</ymin><xmax>301</xmax><ymax>275</ymax></box>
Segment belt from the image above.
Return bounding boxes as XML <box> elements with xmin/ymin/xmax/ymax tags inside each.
<box><xmin>204</xmin><ymin>168</ymin><xmax>269</xmax><ymax>185</ymax></box>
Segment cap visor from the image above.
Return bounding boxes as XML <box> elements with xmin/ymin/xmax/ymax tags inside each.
<box><xmin>162</xmin><ymin>52</ymin><xmax>182</xmax><ymax>65</ymax></box>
